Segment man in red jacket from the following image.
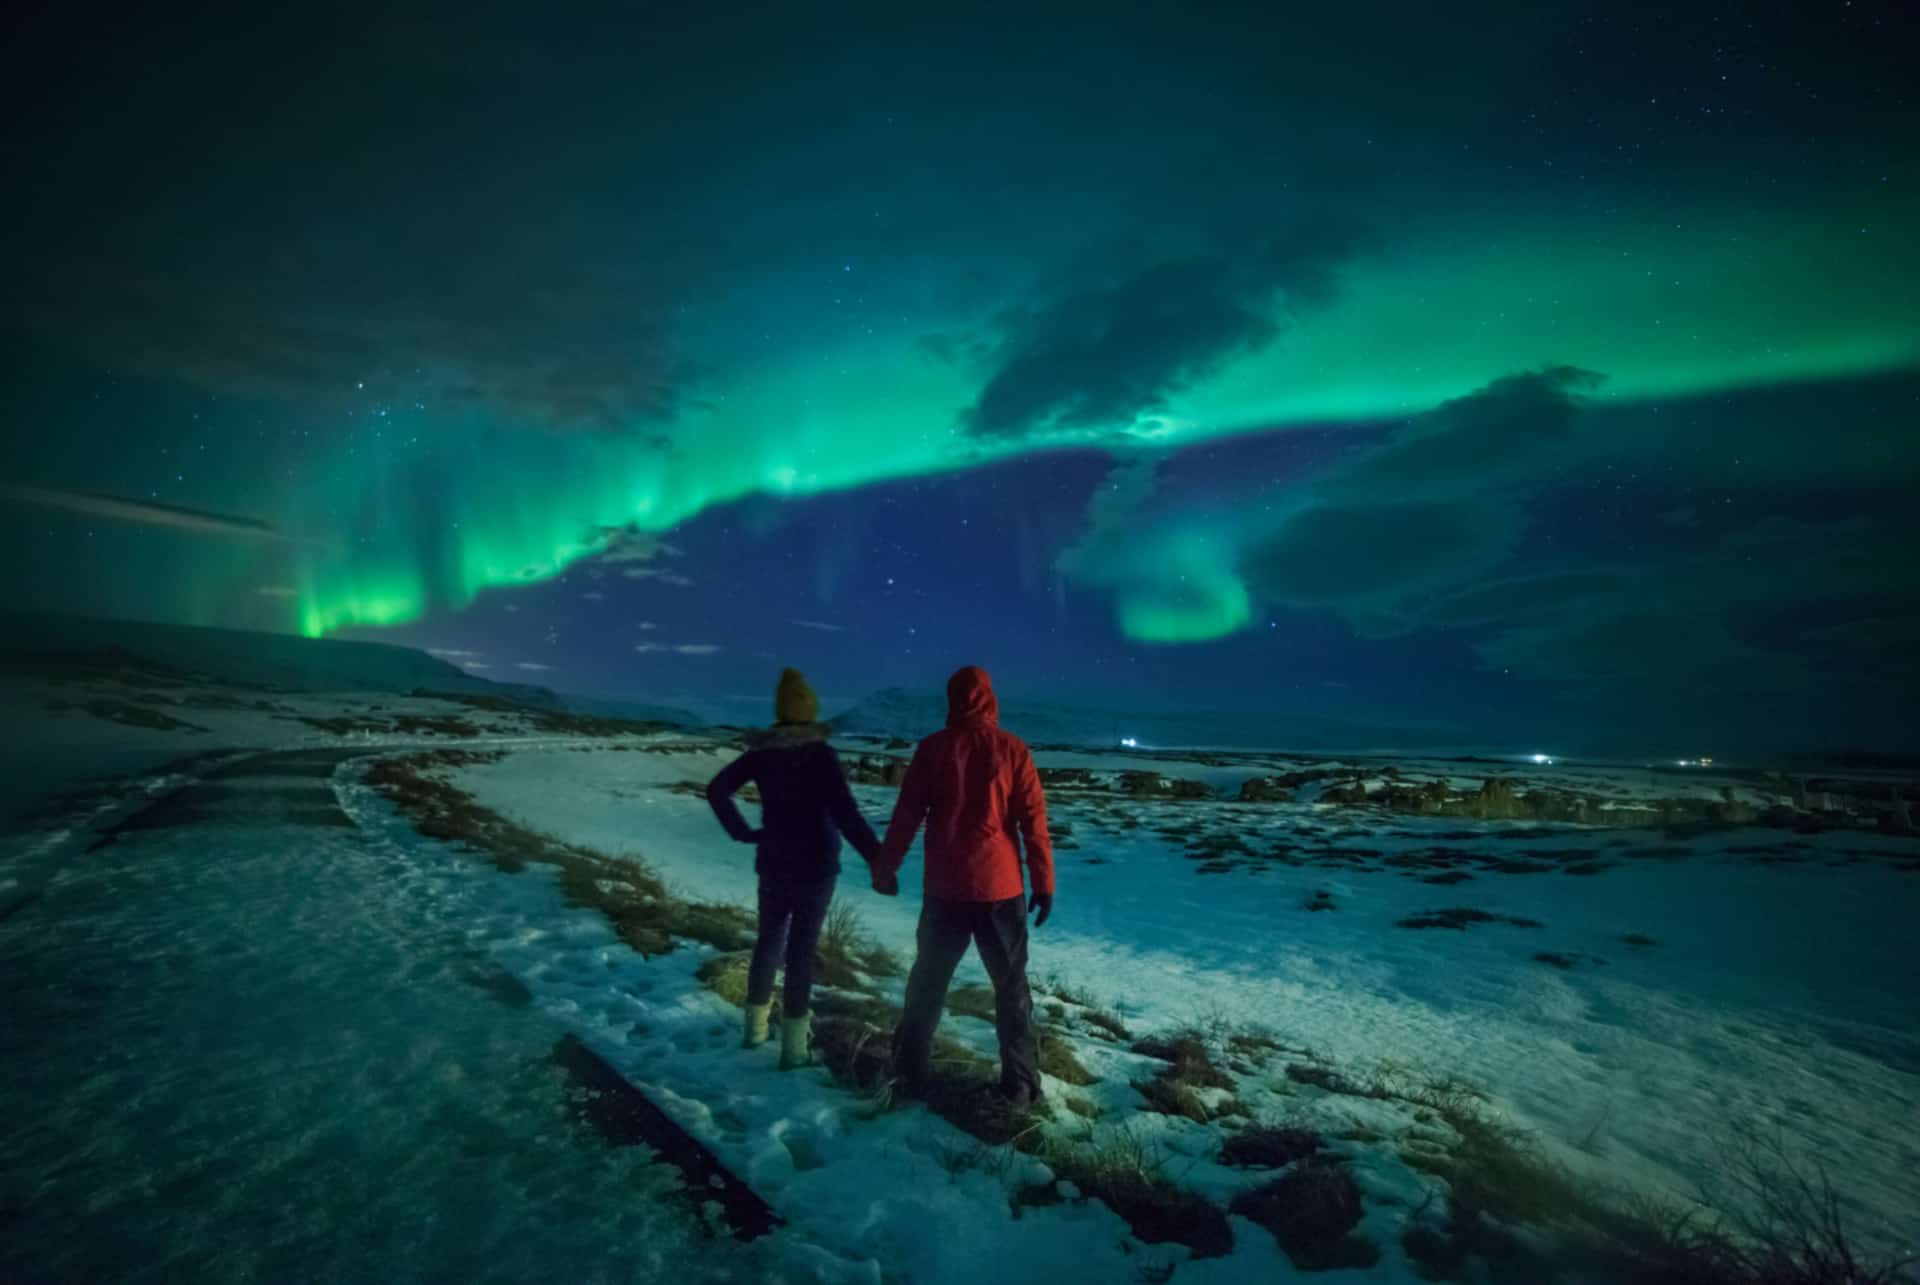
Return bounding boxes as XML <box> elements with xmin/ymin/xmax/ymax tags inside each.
<box><xmin>873</xmin><ymin>665</ymin><xmax>1055</xmax><ymax>1106</ymax></box>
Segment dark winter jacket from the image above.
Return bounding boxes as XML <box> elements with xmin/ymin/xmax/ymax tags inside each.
<box><xmin>878</xmin><ymin>666</ymin><xmax>1055</xmax><ymax>902</ymax></box>
<box><xmin>706</xmin><ymin>723</ymin><xmax>882</xmax><ymax>882</ymax></box>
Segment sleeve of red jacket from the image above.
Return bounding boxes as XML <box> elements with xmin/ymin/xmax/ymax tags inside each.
<box><xmin>1012</xmin><ymin>745</ymin><xmax>1055</xmax><ymax>896</ymax></box>
<box><xmin>877</xmin><ymin>743</ymin><xmax>931</xmax><ymax>878</ymax></box>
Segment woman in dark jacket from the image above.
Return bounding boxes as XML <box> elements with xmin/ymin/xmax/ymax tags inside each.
<box><xmin>706</xmin><ymin>667</ymin><xmax>882</xmax><ymax>1068</ymax></box>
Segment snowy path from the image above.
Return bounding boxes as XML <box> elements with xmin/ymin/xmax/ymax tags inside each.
<box><xmin>0</xmin><ymin>751</ymin><xmax>772</xmax><ymax>1284</ymax></box>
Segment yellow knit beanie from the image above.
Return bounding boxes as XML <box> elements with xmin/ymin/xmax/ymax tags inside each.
<box><xmin>774</xmin><ymin>667</ymin><xmax>820</xmax><ymax>725</ymax></box>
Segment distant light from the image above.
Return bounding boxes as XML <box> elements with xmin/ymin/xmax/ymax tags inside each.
<box><xmin>1120</xmin><ymin>736</ymin><xmax>1139</xmax><ymax>749</ymax></box>
<box><xmin>1529</xmin><ymin>753</ymin><xmax>1554</xmax><ymax>765</ymax></box>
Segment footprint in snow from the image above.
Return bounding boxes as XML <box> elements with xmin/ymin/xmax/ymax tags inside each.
<box><xmin>773</xmin><ymin>1121</ymin><xmax>824</xmax><ymax>1172</ymax></box>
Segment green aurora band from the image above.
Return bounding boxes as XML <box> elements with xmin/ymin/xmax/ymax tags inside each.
<box><xmin>290</xmin><ymin>200</ymin><xmax>1918</xmax><ymax>641</ymax></box>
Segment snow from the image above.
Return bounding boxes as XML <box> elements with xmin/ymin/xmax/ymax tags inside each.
<box><xmin>1</xmin><ymin>771</ymin><xmax>751</xmax><ymax>1283</ymax></box>
<box><xmin>449</xmin><ymin>743</ymin><xmax>1920</xmax><ymax>1272</ymax></box>
<box><xmin>5</xmin><ymin>664</ymin><xmax>1918</xmax><ymax>1281</ymax></box>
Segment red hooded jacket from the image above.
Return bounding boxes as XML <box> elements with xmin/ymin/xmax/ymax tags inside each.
<box><xmin>878</xmin><ymin>666</ymin><xmax>1055</xmax><ymax>902</ymax></box>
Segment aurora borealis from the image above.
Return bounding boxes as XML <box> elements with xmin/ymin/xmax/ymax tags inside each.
<box><xmin>4</xmin><ymin>2</ymin><xmax>1918</xmax><ymax>749</ymax></box>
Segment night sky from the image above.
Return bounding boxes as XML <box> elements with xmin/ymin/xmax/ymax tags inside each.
<box><xmin>3</xmin><ymin>3</ymin><xmax>1917</xmax><ymax>751</ymax></box>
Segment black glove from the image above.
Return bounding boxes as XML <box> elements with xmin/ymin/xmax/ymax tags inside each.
<box><xmin>1029</xmin><ymin>893</ymin><xmax>1053</xmax><ymax>928</ymax></box>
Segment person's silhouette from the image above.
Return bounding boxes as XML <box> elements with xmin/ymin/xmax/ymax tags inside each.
<box><xmin>708</xmin><ymin>667</ymin><xmax>882</xmax><ymax>1069</ymax></box>
<box><xmin>874</xmin><ymin>665</ymin><xmax>1055</xmax><ymax>1106</ymax></box>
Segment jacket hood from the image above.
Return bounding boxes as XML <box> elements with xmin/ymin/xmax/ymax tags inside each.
<box><xmin>945</xmin><ymin>665</ymin><xmax>998</xmax><ymax>728</ymax></box>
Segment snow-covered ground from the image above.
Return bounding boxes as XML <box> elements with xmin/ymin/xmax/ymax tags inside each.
<box><xmin>1</xmin><ymin>755</ymin><xmax>765</xmax><ymax>1284</ymax></box>
<box><xmin>447</xmin><ymin>743</ymin><xmax>1920</xmax><ymax>1274</ymax></box>
<box><xmin>4</xmin><ymin>660</ymin><xmax>1918</xmax><ymax>1282</ymax></box>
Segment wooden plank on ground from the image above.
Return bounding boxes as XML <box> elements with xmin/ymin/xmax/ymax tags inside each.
<box><xmin>551</xmin><ymin>1033</ymin><xmax>783</xmax><ymax>1240</ymax></box>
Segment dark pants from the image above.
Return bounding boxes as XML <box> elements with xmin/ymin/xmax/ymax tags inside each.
<box><xmin>747</xmin><ymin>876</ymin><xmax>836</xmax><ymax>1016</ymax></box>
<box><xmin>892</xmin><ymin>894</ymin><xmax>1041</xmax><ymax>1098</ymax></box>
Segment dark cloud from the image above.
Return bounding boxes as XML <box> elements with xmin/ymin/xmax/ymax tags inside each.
<box><xmin>1317</xmin><ymin>367</ymin><xmax>1601</xmax><ymax>502</ymax></box>
<box><xmin>0</xmin><ymin>485</ymin><xmax>299</xmax><ymax>544</ymax></box>
<box><xmin>1474</xmin><ymin>611</ymin><xmax>1811</xmax><ymax>701</ymax></box>
<box><xmin>963</xmin><ymin>222</ymin><xmax>1364</xmax><ymax>438</ymax></box>
<box><xmin>1242</xmin><ymin>501</ymin><xmax>1509</xmax><ymax>605</ymax></box>
<box><xmin>1059</xmin><ymin>363</ymin><xmax>1920</xmax><ymax>746</ymax></box>
<box><xmin>1237</xmin><ymin>367</ymin><xmax>1598</xmax><ymax>613</ymax></box>
<box><xmin>15</xmin><ymin>249</ymin><xmax>690</xmax><ymax>435</ymax></box>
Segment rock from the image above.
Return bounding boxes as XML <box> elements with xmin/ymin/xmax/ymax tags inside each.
<box><xmin>1120</xmin><ymin>771</ymin><xmax>1212</xmax><ymax>800</ymax></box>
<box><xmin>1522</xmin><ymin>789</ymin><xmax>1589</xmax><ymax>823</ymax></box>
<box><xmin>844</xmin><ymin>755</ymin><xmax>910</xmax><ymax>787</ymax></box>
<box><xmin>1381</xmin><ymin>780</ymin><xmax>1451</xmax><ymax>814</ymax></box>
<box><xmin>1240</xmin><ymin>777</ymin><xmax>1294</xmax><ymax>803</ymax></box>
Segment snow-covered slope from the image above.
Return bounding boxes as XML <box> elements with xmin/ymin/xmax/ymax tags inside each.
<box><xmin>0</xmin><ymin>611</ymin><xmax>699</xmax><ymax>724</ymax></box>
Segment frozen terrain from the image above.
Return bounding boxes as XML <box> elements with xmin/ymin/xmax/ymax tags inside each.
<box><xmin>3</xmin><ymin>632</ymin><xmax>1917</xmax><ymax>1283</ymax></box>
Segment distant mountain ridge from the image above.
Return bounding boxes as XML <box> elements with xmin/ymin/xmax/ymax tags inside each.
<box><xmin>0</xmin><ymin>612</ymin><xmax>701</xmax><ymax>726</ymax></box>
<box><xmin>830</xmin><ymin>685</ymin><xmax>1467</xmax><ymax>753</ymax></box>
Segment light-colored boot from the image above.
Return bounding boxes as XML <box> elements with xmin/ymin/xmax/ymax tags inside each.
<box><xmin>742</xmin><ymin>1001</ymin><xmax>773</xmax><ymax>1048</ymax></box>
<box><xmin>778</xmin><ymin>1013</ymin><xmax>814</xmax><ymax>1070</ymax></box>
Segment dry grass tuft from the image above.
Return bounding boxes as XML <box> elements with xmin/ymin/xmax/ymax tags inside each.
<box><xmin>1398</xmin><ymin>1101</ymin><xmax>1916</xmax><ymax>1285</ymax></box>
<box><xmin>1079</xmin><ymin>1007</ymin><xmax>1133</xmax><ymax>1042</ymax></box>
<box><xmin>1132</xmin><ymin>1072</ymin><xmax>1222</xmax><ymax>1123</ymax></box>
<box><xmin>1130</xmin><ymin>1030</ymin><xmax>1234</xmax><ymax>1089</ymax></box>
<box><xmin>1039</xmin><ymin>1030</ymin><xmax>1098</xmax><ymax>1087</ymax></box>
<box><xmin>816</xmin><ymin>898</ymin><xmax>897</xmax><ymax>987</ymax></box>
<box><xmin>1220</xmin><ymin>1122</ymin><xmax>1324</xmax><ymax>1169</ymax></box>
<box><xmin>1042</xmin><ymin>1126</ymin><xmax>1234</xmax><ymax>1259</ymax></box>
<box><xmin>367</xmin><ymin>753</ymin><xmax>753</xmax><ymax>956</ymax></box>
<box><xmin>1231</xmin><ymin>1157</ymin><xmax>1379</xmax><ymax>1270</ymax></box>
<box><xmin>946</xmin><ymin>982</ymin><xmax>998</xmax><ymax>1023</ymax></box>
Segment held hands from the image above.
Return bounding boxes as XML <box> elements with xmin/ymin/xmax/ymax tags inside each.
<box><xmin>1029</xmin><ymin>893</ymin><xmax>1053</xmax><ymax>928</ymax></box>
<box><xmin>871</xmin><ymin>868</ymin><xmax>899</xmax><ymax>897</ymax></box>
